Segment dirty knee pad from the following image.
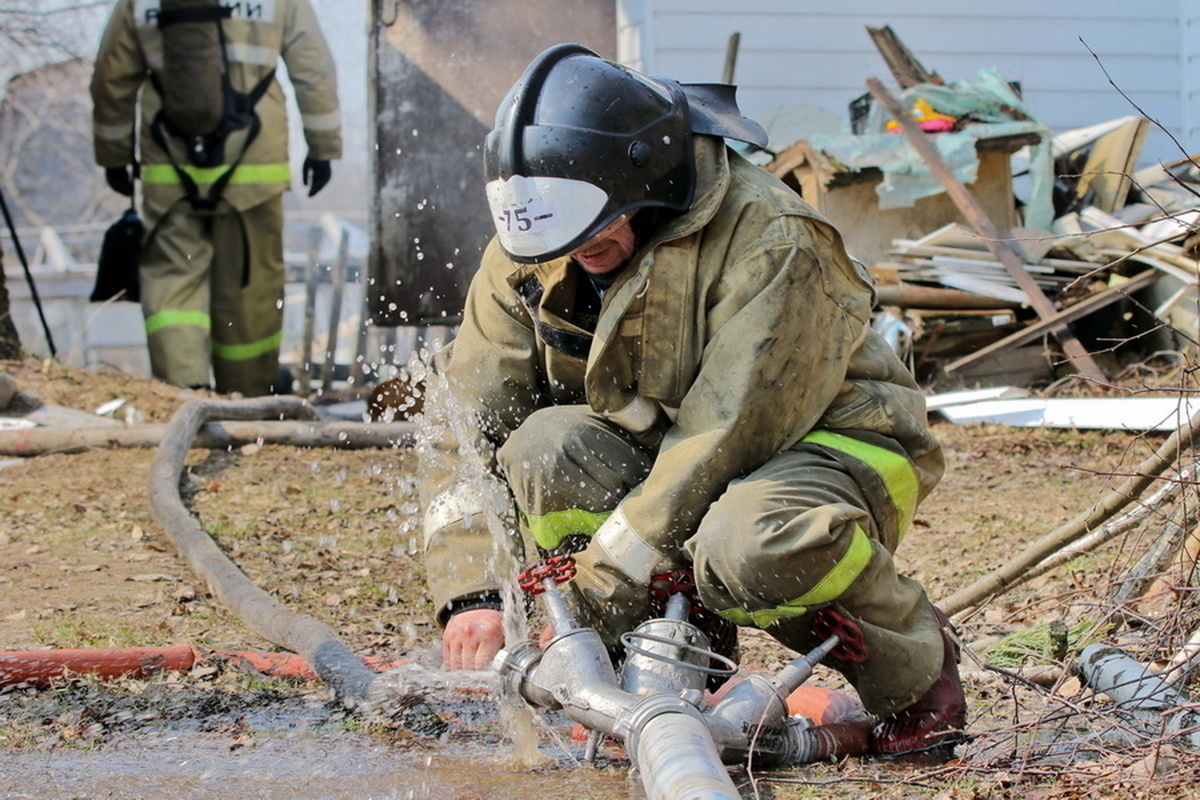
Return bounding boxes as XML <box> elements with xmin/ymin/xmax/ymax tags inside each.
<box><xmin>686</xmin><ymin>452</ymin><xmax>875</xmax><ymax>616</ymax></box>
<box><xmin>497</xmin><ymin>405</ymin><xmax>653</xmax><ymax>517</ymax></box>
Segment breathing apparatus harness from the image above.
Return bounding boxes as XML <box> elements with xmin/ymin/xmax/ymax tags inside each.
<box><xmin>144</xmin><ymin>0</ymin><xmax>277</xmax><ymax>286</ymax></box>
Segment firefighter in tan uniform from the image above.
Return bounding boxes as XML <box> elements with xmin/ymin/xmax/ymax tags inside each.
<box><xmin>419</xmin><ymin>45</ymin><xmax>966</xmax><ymax>758</ymax></box>
<box><xmin>90</xmin><ymin>0</ymin><xmax>341</xmax><ymax>395</ymax></box>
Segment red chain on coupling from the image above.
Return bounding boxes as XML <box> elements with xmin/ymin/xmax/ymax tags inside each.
<box><xmin>648</xmin><ymin>568</ymin><xmax>703</xmax><ymax>616</ymax></box>
<box><xmin>517</xmin><ymin>554</ymin><xmax>577</xmax><ymax>595</ymax></box>
<box><xmin>812</xmin><ymin>608</ymin><xmax>870</xmax><ymax>663</ymax></box>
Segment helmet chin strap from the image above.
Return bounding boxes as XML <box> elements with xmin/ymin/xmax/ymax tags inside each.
<box><xmin>677</xmin><ymin>82</ymin><xmax>769</xmax><ymax>149</ymax></box>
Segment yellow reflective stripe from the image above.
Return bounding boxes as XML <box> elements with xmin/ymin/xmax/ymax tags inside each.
<box><xmin>718</xmin><ymin>525</ymin><xmax>874</xmax><ymax>627</ymax></box>
<box><xmin>141</xmin><ymin>163</ymin><xmax>292</xmax><ymax>186</ymax></box>
<box><xmin>145</xmin><ymin>309</ymin><xmax>210</xmax><ymax>336</ymax></box>
<box><xmin>802</xmin><ymin>429</ymin><xmax>920</xmax><ymax>535</ymax></box>
<box><xmin>524</xmin><ymin>508</ymin><xmax>611</xmax><ymax>551</ymax></box>
<box><xmin>789</xmin><ymin>524</ymin><xmax>874</xmax><ymax>607</ymax></box>
<box><xmin>213</xmin><ymin>331</ymin><xmax>283</xmax><ymax>362</ymax></box>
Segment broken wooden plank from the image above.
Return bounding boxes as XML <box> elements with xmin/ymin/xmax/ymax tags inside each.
<box><xmin>925</xmin><ymin>385</ymin><xmax>1031</xmax><ymax>411</ymax></box>
<box><xmin>1080</xmin><ymin>206</ymin><xmax>1200</xmax><ymax>276</ymax></box>
<box><xmin>865</xmin><ymin>77</ymin><xmax>1108</xmax><ymax>383</ymax></box>
<box><xmin>1104</xmin><ymin>250</ymin><xmax>1199</xmax><ymax>286</ymax></box>
<box><xmin>938</xmin><ymin>274</ymin><xmax>1030</xmax><ymax>305</ymax></box>
<box><xmin>874</xmin><ymin>281</ymin><xmax>1023</xmax><ymax>310</ymax></box>
<box><xmin>866</xmin><ymin>25</ymin><xmax>942</xmax><ymax>88</ymax></box>
<box><xmin>944</xmin><ymin>269</ymin><xmax>1161</xmax><ymax>374</ymax></box>
<box><xmin>1074</xmin><ymin>117</ymin><xmax>1150</xmax><ymax>212</ymax></box>
<box><xmin>934</xmin><ymin>394</ymin><xmax>1200</xmax><ymax>430</ymax></box>
<box><xmin>891</xmin><ymin>242</ymin><xmax>1099</xmax><ymax>273</ymax></box>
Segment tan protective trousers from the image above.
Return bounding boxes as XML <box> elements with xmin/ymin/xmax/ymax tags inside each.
<box><xmin>139</xmin><ymin>195</ymin><xmax>285</xmax><ymax>396</ymax></box>
<box><xmin>498</xmin><ymin>404</ymin><xmax>944</xmax><ymax>715</ymax></box>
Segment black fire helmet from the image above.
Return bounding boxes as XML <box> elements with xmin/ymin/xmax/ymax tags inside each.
<box><xmin>482</xmin><ymin>44</ymin><xmax>694</xmax><ymax>264</ymax></box>
<box><xmin>484</xmin><ymin>44</ymin><xmax>769</xmax><ymax>264</ymax></box>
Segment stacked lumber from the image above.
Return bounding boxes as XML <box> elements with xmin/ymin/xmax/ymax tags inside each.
<box><xmin>880</xmin><ymin>223</ymin><xmax>1100</xmax><ymax>306</ymax></box>
<box><xmin>876</xmin><ymin>157</ymin><xmax>1200</xmax><ymax>385</ymax></box>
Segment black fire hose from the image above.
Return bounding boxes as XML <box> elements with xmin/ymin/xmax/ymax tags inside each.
<box><xmin>0</xmin><ymin>184</ymin><xmax>56</xmax><ymax>357</ymax></box>
<box><xmin>148</xmin><ymin>396</ymin><xmax>387</xmax><ymax>706</ymax></box>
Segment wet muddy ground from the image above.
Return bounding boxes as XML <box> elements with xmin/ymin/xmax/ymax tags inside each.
<box><xmin>0</xmin><ymin>659</ymin><xmax>645</xmax><ymax>800</ymax></box>
<box><xmin>3</xmin><ymin>360</ymin><xmax>1200</xmax><ymax>798</ymax></box>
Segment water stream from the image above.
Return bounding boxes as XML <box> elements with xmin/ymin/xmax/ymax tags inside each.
<box><xmin>410</xmin><ymin>344</ymin><xmax>550</xmax><ymax>767</ymax></box>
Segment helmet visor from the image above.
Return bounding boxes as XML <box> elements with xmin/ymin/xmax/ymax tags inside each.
<box><xmin>485</xmin><ymin>175</ymin><xmax>608</xmax><ymax>262</ymax></box>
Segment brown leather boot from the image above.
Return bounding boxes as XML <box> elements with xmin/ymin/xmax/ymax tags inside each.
<box><xmin>871</xmin><ymin>606</ymin><xmax>966</xmax><ymax>760</ymax></box>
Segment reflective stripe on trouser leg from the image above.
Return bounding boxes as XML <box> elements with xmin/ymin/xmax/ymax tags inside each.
<box><xmin>140</xmin><ymin>196</ymin><xmax>215</xmax><ymax>388</ymax></box>
<box><xmin>209</xmin><ymin>195</ymin><xmax>285</xmax><ymax>396</ymax></box>
<box><xmin>801</xmin><ymin>429</ymin><xmax>921</xmax><ymax>546</ymax></box>
<box><xmin>685</xmin><ymin>446</ymin><xmax>944</xmax><ymax>716</ymax></box>
<box><xmin>496</xmin><ymin>405</ymin><xmax>654</xmax><ymax>551</ymax></box>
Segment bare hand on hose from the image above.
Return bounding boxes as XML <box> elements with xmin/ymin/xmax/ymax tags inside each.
<box><xmin>442</xmin><ymin>608</ymin><xmax>505</xmax><ymax>670</ymax></box>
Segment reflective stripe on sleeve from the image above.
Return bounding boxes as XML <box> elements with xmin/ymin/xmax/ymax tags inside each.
<box><xmin>524</xmin><ymin>508</ymin><xmax>610</xmax><ymax>551</ymax></box>
<box><xmin>802</xmin><ymin>429</ymin><xmax>920</xmax><ymax>536</ymax></box>
<box><xmin>95</xmin><ymin>121</ymin><xmax>135</xmax><ymax>141</ymax></box>
<box><xmin>145</xmin><ymin>309</ymin><xmax>211</xmax><ymax>336</ymax></box>
<box><xmin>213</xmin><ymin>331</ymin><xmax>282</xmax><ymax>362</ymax></box>
<box><xmin>420</xmin><ymin>479</ymin><xmax>508</xmax><ymax>542</ymax></box>
<box><xmin>424</xmin><ymin>483</ymin><xmax>488</xmax><ymax>534</ymax></box>
<box><xmin>141</xmin><ymin>162</ymin><xmax>292</xmax><ymax>186</ymax></box>
<box><xmin>593</xmin><ymin>507</ymin><xmax>667</xmax><ymax>584</ymax></box>
<box><xmin>301</xmin><ymin>109</ymin><xmax>341</xmax><ymax>132</ymax></box>
<box><xmin>718</xmin><ymin>524</ymin><xmax>874</xmax><ymax>627</ymax></box>
<box><xmin>223</xmin><ymin>43</ymin><xmax>281</xmax><ymax>67</ymax></box>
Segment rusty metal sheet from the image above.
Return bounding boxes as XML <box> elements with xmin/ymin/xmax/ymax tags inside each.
<box><xmin>368</xmin><ymin>0</ymin><xmax>615</xmax><ymax>326</ymax></box>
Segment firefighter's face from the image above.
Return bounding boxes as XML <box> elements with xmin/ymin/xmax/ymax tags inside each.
<box><xmin>570</xmin><ymin>214</ymin><xmax>635</xmax><ymax>275</ymax></box>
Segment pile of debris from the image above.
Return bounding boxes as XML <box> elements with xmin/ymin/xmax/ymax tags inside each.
<box><xmin>766</xmin><ymin>26</ymin><xmax>1199</xmax><ymax>389</ymax></box>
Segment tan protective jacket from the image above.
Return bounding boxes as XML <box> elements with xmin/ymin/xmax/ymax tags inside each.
<box><xmin>421</xmin><ymin>136</ymin><xmax>943</xmax><ymax>618</ymax></box>
<box><xmin>90</xmin><ymin>0</ymin><xmax>341</xmax><ymax>211</ymax></box>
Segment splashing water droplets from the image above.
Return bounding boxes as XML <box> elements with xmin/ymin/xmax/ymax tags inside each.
<box><xmin>413</xmin><ymin>340</ymin><xmax>548</xmax><ymax>763</ymax></box>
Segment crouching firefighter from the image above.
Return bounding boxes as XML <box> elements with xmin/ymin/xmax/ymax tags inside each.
<box><xmin>417</xmin><ymin>44</ymin><xmax>966</xmax><ymax>758</ymax></box>
<box><xmin>90</xmin><ymin>0</ymin><xmax>341</xmax><ymax>396</ymax></box>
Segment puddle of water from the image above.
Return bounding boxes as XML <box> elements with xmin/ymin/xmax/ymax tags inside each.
<box><xmin>0</xmin><ymin>658</ymin><xmax>650</xmax><ymax>800</ymax></box>
<box><xmin>0</xmin><ymin>730</ymin><xmax>642</xmax><ymax>800</ymax></box>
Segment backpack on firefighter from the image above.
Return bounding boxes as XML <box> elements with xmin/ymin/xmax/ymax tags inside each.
<box><xmin>144</xmin><ymin>0</ymin><xmax>277</xmax><ymax>285</ymax></box>
<box><xmin>150</xmin><ymin>0</ymin><xmax>276</xmax><ymax>205</ymax></box>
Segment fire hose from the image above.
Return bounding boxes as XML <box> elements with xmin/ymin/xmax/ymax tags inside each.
<box><xmin>147</xmin><ymin>396</ymin><xmax>401</xmax><ymax>709</ymax></box>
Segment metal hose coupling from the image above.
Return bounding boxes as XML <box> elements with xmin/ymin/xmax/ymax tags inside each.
<box><xmin>491</xmin><ymin>640</ymin><xmax>548</xmax><ymax>709</ymax></box>
<box><xmin>620</xmin><ymin>595</ymin><xmax>737</xmax><ymax>698</ymax></box>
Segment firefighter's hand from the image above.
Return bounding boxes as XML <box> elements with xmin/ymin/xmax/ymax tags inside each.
<box><xmin>302</xmin><ymin>158</ymin><xmax>332</xmax><ymax>197</ymax></box>
<box><xmin>105</xmin><ymin>166</ymin><xmax>134</xmax><ymax>197</ymax></box>
<box><xmin>442</xmin><ymin>608</ymin><xmax>505</xmax><ymax>671</ymax></box>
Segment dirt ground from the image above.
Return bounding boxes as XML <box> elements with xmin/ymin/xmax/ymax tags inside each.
<box><xmin>1</xmin><ymin>356</ymin><xmax>1199</xmax><ymax>799</ymax></box>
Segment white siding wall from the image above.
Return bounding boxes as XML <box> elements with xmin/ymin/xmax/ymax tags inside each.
<box><xmin>1184</xmin><ymin>0</ymin><xmax>1200</xmax><ymax>150</ymax></box>
<box><xmin>619</xmin><ymin>0</ymin><xmax>1190</xmax><ymax>165</ymax></box>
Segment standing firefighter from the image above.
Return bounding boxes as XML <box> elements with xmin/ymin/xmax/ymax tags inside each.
<box><xmin>90</xmin><ymin>0</ymin><xmax>341</xmax><ymax>395</ymax></box>
<box><xmin>419</xmin><ymin>45</ymin><xmax>966</xmax><ymax>758</ymax></box>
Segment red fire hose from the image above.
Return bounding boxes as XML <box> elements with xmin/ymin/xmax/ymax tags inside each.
<box><xmin>0</xmin><ymin>645</ymin><xmax>406</xmax><ymax>689</ymax></box>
